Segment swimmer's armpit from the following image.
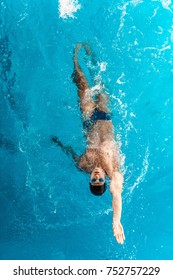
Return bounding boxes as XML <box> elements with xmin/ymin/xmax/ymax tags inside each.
<box><xmin>50</xmin><ymin>135</ymin><xmax>80</xmax><ymax>164</ymax></box>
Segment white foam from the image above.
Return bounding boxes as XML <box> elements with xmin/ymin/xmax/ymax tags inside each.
<box><xmin>161</xmin><ymin>0</ymin><xmax>171</xmax><ymax>8</ymax></box>
<box><xmin>129</xmin><ymin>146</ymin><xmax>150</xmax><ymax>193</ymax></box>
<box><xmin>117</xmin><ymin>3</ymin><xmax>128</xmax><ymax>35</ymax></box>
<box><xmin>59</xmin><ymin>0</ymin><xmax>81</xmax><ymax>19</ymax></box>
<box><xmin>154</xmin><ymin>26</ymin><xmax>163</xmax><ymax>35</ymax></box>
<box><xmin>116</xmin><ymin>72</ymin><xmax>126</xmax><ymax>84</ymax></box>
<box><xmin>170</xmin><ymin>25</ymin><xmax>173</xmax><ymax>41</ymax></box>
<box><xmin>86</xmin><ymin>84</ymin><xmax>102</xmax><ymax>97</ymax></box>
<box><xmin>104</xmin><ymin>208</ymin><xmax>112</xmax><ymax>215</ymax></box>
<box><xmin>130</xmin><ymin>112</ymin><xmax>136</xmax><ymax>118</ymax></box>
<box><xmin>143</xmin><ymin>44</ymin><xmax>171</xmax><ymax>54</ymax></box>
<box><xmin>98</xmin><ymin>62</ymin><xmax>107</xmax><ymax>72</ymax></box>
<box><xmin>131</xmin><ymin>0</ymin><xmax>143</xmax><ymax>6</ymax></box>
<box><xmin>90</xmin><ymin>61</ymin><xmax>108</xmax><ymax>93</ymax></box>
<box><xmin>18</xmin><ymin>141</ymin><xmax>26</xmax><ymax>153</ymax></box>
<box><xmin>160</xmin><ymin>0</ymin><xmax>173</xmax><ymax>13</ymax></box>
<box><xmin>150</xmin><ymin>7</ymin><xmax>159</xmax><ymax>20</ymax></box>
<box><xmin>132</xmin><ymin>0</ymin><xmax>172</xmax><ymax>12</ymax></box>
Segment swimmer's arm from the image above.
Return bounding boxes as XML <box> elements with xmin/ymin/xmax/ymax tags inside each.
<box><xmin>110</xmin><ymin>171</ymin><xmax>125</xmax><ymax>244</ymax></box>
<box><xmin>51</xmin><ymin>135</ymin><xmax>80</xmax><ymax>164</ymax></box>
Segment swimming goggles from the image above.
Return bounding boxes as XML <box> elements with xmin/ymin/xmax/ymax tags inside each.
<box><xmin>90</xmin><ymin>178</ymin><xmax>105</xmax><ymax>184</ymax></box>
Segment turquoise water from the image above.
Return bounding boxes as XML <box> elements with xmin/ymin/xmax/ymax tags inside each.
<box><xmin>0</xmin><ymin>0</ymin><xmax>173</xmax><ymax>260</ymax></box>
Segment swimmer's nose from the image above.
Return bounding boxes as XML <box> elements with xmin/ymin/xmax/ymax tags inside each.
<box><xmin>95</xmin><ymin>174</ymin><xmax>99</xmax><ymax>179</ymax></box>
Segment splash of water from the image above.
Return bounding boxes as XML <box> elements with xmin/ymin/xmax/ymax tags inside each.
<box><xmin>160</xmin><ymin>0</ymin><xmax>173</xmax><ymax>13</ymax></box>
<box><xmin>131</xmin><ymin>0</ymin><xmax>144</xmax><ymax>6</ymax></box>
<box><xmin>129</xmin><ymin>146</ymin><xmax>150</xmax><ymax>193</ymax></box>
<box><xmin>98</xmin><ymin>62</ymin><xmax>107</xmax><ymax>72</ymax></box>
<box><xmin>58</xmin><ymin>0</ymin><xmax>81</xmax><ymax>19</ymax></box>
<box><xmin>117</xmin><ymin>2</ymin><xmax>129</xmax><ymax>36</ymax></box>
<box><xmin>116</xmin><ymin>72</ymin><xmax>126</xmax><ymax>85</ymax></box>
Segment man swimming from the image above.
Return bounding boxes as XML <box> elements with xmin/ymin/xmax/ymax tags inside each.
<box><xmin>51</xmin><ymin>43</ymin><xmax>125</xmax><ymax>245</ymax></box>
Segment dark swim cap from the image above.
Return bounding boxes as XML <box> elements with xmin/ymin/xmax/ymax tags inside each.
<box><xmin>89</xmin><ymin>182</ymin><xmax>107</xmax><ymax>196</ymax></box>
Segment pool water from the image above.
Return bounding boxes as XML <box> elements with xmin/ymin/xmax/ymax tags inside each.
<box><xmin>0</xmin><ymin>0</ymin><xmax>173</xmax><ymax>260</ymax></box>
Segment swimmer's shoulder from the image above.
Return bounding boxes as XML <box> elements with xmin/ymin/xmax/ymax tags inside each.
<box><xmin>77</xmin><ymin>152</ymin><xmax>93</xmax><ymax>173</ymax></box>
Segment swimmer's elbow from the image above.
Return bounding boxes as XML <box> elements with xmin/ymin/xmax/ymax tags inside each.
<box><xmin>110</xmin><ymin>172</ymin><xmax>123</xmax><ymax>192</ymax></box>
<box><xmin>114</xmin><ymin>171</ymin><xmax>124</xmax><ymax>183</ymax></box>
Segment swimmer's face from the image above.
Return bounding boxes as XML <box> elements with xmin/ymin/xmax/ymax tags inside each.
<box><xmin>90</xmin><ymin>167</ymin><xmax>106</xmax><ymax>186</ymax></box>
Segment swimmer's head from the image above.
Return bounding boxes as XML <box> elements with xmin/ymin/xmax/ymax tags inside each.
<box><xmin>90</xmin><ymin>182</ymin><xmax>107</xmax><ymax>196</ymax></box>
<box><xmin>90</xmin><ymin>167</ymin><xmax>107</xmax><ymax>196</ymax></box>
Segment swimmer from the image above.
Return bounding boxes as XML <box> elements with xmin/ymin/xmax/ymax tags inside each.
<box><xmin>51</xmin><ymin>43</ymin><xmax>125</xmax><ymax>245</ymax></box>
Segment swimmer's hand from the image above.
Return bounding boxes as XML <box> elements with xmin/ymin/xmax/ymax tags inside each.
<box><xmin>51</xmin><ymin>135</ymin><xmax>61</xmax><ymax>145</ymax></box>
<box><xmin>113</xmin><ymin>221</ymin><xmax>125</xmax><ymax>245</ymax></box>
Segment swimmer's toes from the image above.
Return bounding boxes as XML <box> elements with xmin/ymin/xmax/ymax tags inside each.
<box><xmin>74</xmin><ymin>43</ymin><xmax>83</xmax><ymax>57</ymax></box>
<box><xmin>84</xmin><ymin>43</ymin><xmax>92</xmax><ymax>55</ymax></box>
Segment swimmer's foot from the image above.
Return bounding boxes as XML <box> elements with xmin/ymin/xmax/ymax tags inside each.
<box><xmin>112</xmin><ymin>221</ymin><xmax>125</xmax><ymax>245</ymax></box>
<box><xmin>72</xmin><ymin>43</ymin><xmax>87</xmax><ymax>80</ymax></box>
<box><xmin>73</xmin><ymin>44</ymin><xmax>83</xmax><ymax>71</ymax></box>
<box><xmin>83</xmin><ymin>43</ymin><xmax>97</xmax><ymax>66</ymax></box>
<box><xmin>83</xmin><ymin>43</ymin><xmax>92</xmax><ymax>55</ymax></box>
<box><xmin>72</xmin><ymin>43</ymin><xmax>96</xmax><ymax>82</ymax></box>
<box><xmin>73</xmin><ymin>43</ymin><xmax>83</xmax><ymax>60</ymax></box>
<box><xmin>74</xmin><ymin>42</ymin><xmax>92</xmax><ymax>59</ymax></box>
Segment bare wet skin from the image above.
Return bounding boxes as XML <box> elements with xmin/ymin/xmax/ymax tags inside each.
<box><xmin>79</xmin><ymin>119</ymin><xmax>120</xmax><ymax>178</ymax></box>
<box><xmin>52</xmin><ymin>43</ymin><xmax>125</xmax><ymax>245</ymax></box>
<box><xmin>72</xmin><ymin>44</ymin><xmax>125</xmax><ymax>244</ymax></box>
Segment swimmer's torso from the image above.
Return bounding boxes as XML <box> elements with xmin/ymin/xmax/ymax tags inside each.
<box><xmin>78</xmin><ymin>120</ymin><xmax>120</xmax><ymax>177</ymax></box>
<box><xmin>86</xmin><ymin>119</ymin><xmax>114</xmax><ymax>144</ymax></box>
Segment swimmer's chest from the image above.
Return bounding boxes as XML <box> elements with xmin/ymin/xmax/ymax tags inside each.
<box><xmin>78</xmin><ymin>147</ymin><xmax>118</xmax><ymax>176</ymax></box>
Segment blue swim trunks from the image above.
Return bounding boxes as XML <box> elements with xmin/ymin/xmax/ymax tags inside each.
<box><xmin>83</xmin><ymin>108</ymin><xmax>112</xmax><ymax>129</ymax></box>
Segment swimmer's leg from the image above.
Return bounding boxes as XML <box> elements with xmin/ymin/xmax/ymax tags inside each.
<box><xmin>72</xmin><ymin>44</ymin><xmax>96</xmax><ymax>117</ymax></box>
<box><xmin>76</xmin><ymin>44</ymin><xmax>109</xmax><ymax>113</ymax></box>
<box><xmin>82</xmin><ymin>43</ymin><xmax>98</xmax><ymax>81</ymax></box>
<box><xmin>72</xmin><ymin>43</ymin><xmax>89</xmax><ymax>92</ymax></box>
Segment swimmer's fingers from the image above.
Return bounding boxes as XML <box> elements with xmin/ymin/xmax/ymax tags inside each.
<box><xmin>50</xmin><ymin>135</ymin><xmax>63</xmax><ymax>147</ymax></box>
<box><xmin>115</xmin><ymin>234</ymin><xmax>121</xmax><ymax>244</ymax></box>
<box><xmin>51</xmin><ymin>135</ymin><xmax>59</xmax><ymax>143</ymax></box>
<box><xmin>115</xmin><ymin>233</ymin><xmax>125</xmax><ymax>245</ymax></box>
<box><xmin>114</xmin><ymin>233</ymin><xmax>124</xmax><ymax>245</ymax></box>
<box><xmin>84</xmin><ymin>43</ymin><xmax>97</xmax><ymax>65</ymax></box>
<box><xmin>113</xmin><ymin>222</ymin><xmax>125</xmax><ymax>245</ymax></box>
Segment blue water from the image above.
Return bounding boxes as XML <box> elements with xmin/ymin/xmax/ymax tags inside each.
<box><xmin>0</xmin><ymin>0</ymin><xmax>173</xmax><ymax>260</ymax></box>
